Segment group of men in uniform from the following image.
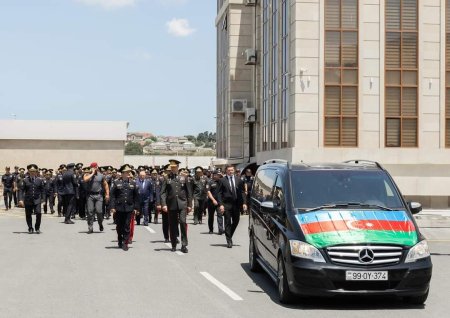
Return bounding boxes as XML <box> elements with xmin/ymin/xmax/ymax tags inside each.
<box><xmin>2</xmin><ymin>160</ymin><xmax>254</xmax><ymax>252</ymax></box>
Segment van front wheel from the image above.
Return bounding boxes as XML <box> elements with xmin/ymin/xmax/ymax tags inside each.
<box><xmin>277</xmin><ymin>256</ymin><xmax>294</xmax><ymax>304</ymax></box>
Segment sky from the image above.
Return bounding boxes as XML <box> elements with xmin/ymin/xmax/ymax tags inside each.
<box><xmin>0</xmin><ymin>0</ymin><xmax>217</xmax><ymax>136</ymax></box>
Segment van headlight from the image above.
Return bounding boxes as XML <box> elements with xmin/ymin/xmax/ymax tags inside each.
<box><xmin>289</xmin><ymin>240</ymin><xmax>326</xmax><ymax>263</ymax></box>
<box><xmin>405</xmin><ymin>240</ymin><xmax>431</xmax><ymax>263</ymax></box>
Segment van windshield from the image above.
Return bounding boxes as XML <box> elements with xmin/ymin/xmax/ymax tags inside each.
<box><xmin>291</xmin><ymin>170</ymin><xmax>404</xmax><ymax>211</ymax></box>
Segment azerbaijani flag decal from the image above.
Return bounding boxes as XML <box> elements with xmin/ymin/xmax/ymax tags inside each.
<box><xmin>296</xmin><ymin>210</ymin><xmax>418</xmax><ymax>249</ymax></box>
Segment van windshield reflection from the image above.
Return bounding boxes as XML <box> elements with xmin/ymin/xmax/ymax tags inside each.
<box><xmin>291</xmin><ymin>170</ymin><xmax>403</xmax><ymax>212</ymax></box>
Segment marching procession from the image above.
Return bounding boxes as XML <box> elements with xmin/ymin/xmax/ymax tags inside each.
<box><xmin>1</xmin><ymin>160</ymin><xmax>254</xmax><ymax>253</ymax></box>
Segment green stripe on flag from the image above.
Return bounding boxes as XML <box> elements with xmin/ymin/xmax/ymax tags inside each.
<box><xmin>305</xmin><ymin>230</ymin><xmax>418</xmax><ymax>248</ymax></box>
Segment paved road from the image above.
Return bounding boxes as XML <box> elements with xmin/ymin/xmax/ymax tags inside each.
<box><xmin>0</xmin><ymin>208</ymin><xmax>449</xmax><ymax>318</ymax></box>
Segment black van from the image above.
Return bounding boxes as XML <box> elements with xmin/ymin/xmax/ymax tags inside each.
<box><xmin>248</xmin><ymin>160</ymin><xmax>432</xmax><ymax>304</ymax></box>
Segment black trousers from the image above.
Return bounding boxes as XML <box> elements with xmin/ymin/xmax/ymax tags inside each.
<box><xmin>207</xmin><ymin>203</ymin><xmax>224</xmax><ymax>233</ymax></box>
<box><xmin>161</xmin><ymin>212</ymin><xmax>169</xmax><ymax>240</ymax></box>
<box><xmin>3</xmin><ymin>188</ymin><xmax>13</xmax><ymax>209</ymax></box>
<box><xmin>194</xmin><ymin>199</ymin><xmax>206</xmax><ymax>223</ymax></box>
<box><xmin>168</xmin><ymin>209</ymin><xmax>187</xmax><ymax>247</ymax></box>
<box><xmin>25</xmin><ymin>203</ymin><xmax>42</xmax><ymax>230</ymax></box>
<box><xmin>77</xmin><ymin>195</ymin><xmax>86</xmax><ymax>218</ymax></box>
<box><xmin>13</xmin><ymin>190</ymin><xmax>18</xmax><ymax>206</ymax></box>
<box><xmin>62</xmin><ymin>194</ymin><xmax>75</xmax><ymax>221</ymax></box>
<box><xmin>43</xmin><ymin>193</ymin><xmax>55</xmax><ymax>213</ymax></box>
<box><xmin>57</xmin><ymin>194</ymin><xmax>63</xmax><ymax>215</ymax></box>
<box><xmin>116</xmin><ymin>212</ymin><xmax>133</xmax><ymax>245</ymax></box>
<box><xmin>223</xmin><ymin>204</ymin><xmax>240</xmax><ymax>243</ymax></box>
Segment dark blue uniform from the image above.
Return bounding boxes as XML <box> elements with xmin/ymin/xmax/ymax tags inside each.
<box><xmin>110</xmin><ymin>178</ymin><xmax>139</xmax><ymax>249</ymax></box>
<box><xmin>19</xmin><ymin>176</ymin><xmax>44</xmax><ymax>233</ymax></box>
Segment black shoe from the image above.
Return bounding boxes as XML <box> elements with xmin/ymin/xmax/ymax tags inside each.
<box><xmin>28</xmin><ymin>227</ymin><xmax>34</xmax><ymax>234</ymax></box>
<box><xmin>51</xmin><ymin>211</ymin><xmax>55</xmax><ymax>214</ymax></box>
<box><xmin>164</xmin><ymin>239</ymin><xmax>170</xmax><ymax>243</ymax></box>
<box><xmin>154</xmin><ymin>220</ymin><xmax>158</xmax><ymax>224</ymax></box>
<box><xmin>171</xmin><ymin>246</ymin><xmax>176</xmax><ymax>252</ymax></box>
<box><xmin>143</xmin><ymin>223</ymin><xmax>148</xmax><ymax>226</ymax></box>
<box><xmin>122</xmin><ymin>243</ymin><xmax>129</xmax><ymax>251</ymax></box>
<box><xmin>193</xmin><ymin>221</ymin><xmax>198</xmax><ymax>225</ymax></box>
<box><xmin>176</xmin><ymin>238</ymin><xmax>180</xmax><ymax>244</ymax></box>
<box><xmin>209</xmin><ymin>230</ymin><xmax>213</xmax><ymax>234</ymax></box>
<box><xmin>218</xmin><ymin>231</ymin><xmax>224</xmax><ymax>235</ymax></box>
<box><xmin>118</xmin><ymin>241</ymin><xmax>123</xmax><ymax>248</ymax></box>
<box><xmin>88</xmin><ymin>226</ymin><xmax>94</xmax><ymax>234</ymax></box>
<box><xmin>227</xmin><ymin>241</ymin><xmax>232</xmax><ymax>248</ymax></box>
<box><xmin>65</xmin><ymin>220</ymin><xmax>75</xmax><ymax>224</ymax></box>
<box><xmin>199</xmin><ymin>220</ymin><xmax>202</xmax><ymax>224</ymax></box>
<box><xmin>181</xmin><ymin>246</ymin><xmax>188</xmax><ymax>253</ymax></box>
<box><xmin>99</xmin><ymin>224</ymin><xmax>104</xmax><ymax>232</ymax></box>
<box><xmin>35</xmin><ymin>229</ymin><xmax>41</xmax><ymax>234</ymax></box>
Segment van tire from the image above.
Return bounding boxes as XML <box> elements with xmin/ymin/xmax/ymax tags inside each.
<box><xmin>277</xmin><ymin>256</ymin><xmax>294</xmax><ymax>304</ymax></box>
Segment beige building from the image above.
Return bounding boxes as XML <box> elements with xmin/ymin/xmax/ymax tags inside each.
<box><xmin>216</xmin><ymin>0</ymin><xmax>450</xmax><ymax>207</ymax></box>
<box><xmin>0</xmin><ymin>120</ymin><xmax>127</xmax><ymax>172</ymax></box>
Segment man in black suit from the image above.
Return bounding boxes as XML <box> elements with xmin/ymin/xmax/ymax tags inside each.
<box><xmin>61</xmin><ymin>163</ymin><xmax>78</xmax><ymax>224</ymax></box>
<box><xmin>18</xmin><ymin>164</ymin><xmax>45</xmax><ymax>234</ymax></box>
<box><xmin>217</xmin><ymin>165</ymin><xmax>247</xmax><ymax>248</ymax></box>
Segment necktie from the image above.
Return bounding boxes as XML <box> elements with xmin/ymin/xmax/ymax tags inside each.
<box><xmin>229</xmin><ymin>176</ymin><xmax>237</xmax><ymax>199</ymax></box>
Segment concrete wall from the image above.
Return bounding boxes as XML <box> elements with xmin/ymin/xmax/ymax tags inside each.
<box><xmin>0</xmin><ymin>140</ymin><xmax>124</xmax><ymax>172</ymax></box>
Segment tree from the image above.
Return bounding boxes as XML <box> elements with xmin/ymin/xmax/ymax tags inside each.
<box><xmin>125</xmin><ymin>142</ymin><xmax>143</xmax><ymax>155</ymax></box>
<box><xmin>185</xmin><ymin>135</ymin><xmax>196</xmax><ymax>142</ymax></box>
<box><xmin>150</xmin><ymin>136</ymin><xmax>157</xmax><ymax>142</ymax></box>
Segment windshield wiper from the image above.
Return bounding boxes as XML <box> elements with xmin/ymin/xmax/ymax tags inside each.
<box><xmin>303</xmin><ymin>202</ymin><xmax>394</xmax><ymax>212</ymax></box>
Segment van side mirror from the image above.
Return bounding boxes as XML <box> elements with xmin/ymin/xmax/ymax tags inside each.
<box><xmin>408</xmin><ymin>202</ymin><xmax>422</xmax><ymax>215</ymax></box>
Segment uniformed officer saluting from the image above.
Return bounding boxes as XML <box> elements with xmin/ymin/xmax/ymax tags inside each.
<box><xmin>160</xmin><ymin>159</ymin><xmax>193</xmax><ymax>253</ymax></box>
<box><xmin>109</xmin><ymin>164</ymin><xmax>139</xmax><ymax>251</ymax></box>
<box><xmin>18</xmin><ymin>164</ymin><xmax>45</xmax><ymax>234</ymax></box>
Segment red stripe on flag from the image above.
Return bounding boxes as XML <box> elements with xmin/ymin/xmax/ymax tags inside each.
<box><xmin>300</xmin><ymin>220</ymin><xmax>415</xmax><ymax>235</ymax></box>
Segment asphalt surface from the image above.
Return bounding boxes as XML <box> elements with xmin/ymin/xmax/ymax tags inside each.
<box><xmin>0</xmin><ymin>207</ymin><xmax>449</xmax><ymax>318</ymax></box>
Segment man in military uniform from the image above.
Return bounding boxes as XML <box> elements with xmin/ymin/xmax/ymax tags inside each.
<box><xmin>241</xmin><ymin>168</ymin><xmax>254</xmax><ymax>215</ymax></box>
<box><xmin>61</xmin><ymin>163</ymin><xmax>78</xmax><ymax>224</ymax></box>
<box><xmin>2</xmin><ymin>166</ymin><xmax>15</xmax><ymax>210</ymax></box>
<box><xmin>56</xmin><ymin>165</ymin><xmax>66</xmax><ymax>217</ymax></box>
<box><xmin>42</xmin><ymin>170</ymin><xmax>56</xmax><ymax>214</ymax></box>
<box><xmin>13</xmin><ymin>168</ymin><xmax>26</xmax><ymax>206</ymax></box>
<box><xmin>160</xmin><ymin>159</ymin><xmax>192</xmax><ymax>253</ymax></box>
<box><xmin>83</xmin><ymin>163</ymin><xmax>110</xmax><ymax>234</ymax></box>
<box><xmin>207</xmin><ymin>170</ymin><xmax>224</xmax><ymax>235</ymax></box>
<box><xmin>12</xmin><ymin>166</ymin><xmax>20</xmax><ymax>207</ymax></box>
<box><xmin>110</xmin><ymin>164</ymin><xmax>139</xmax><ymax>251</ymax></box>
<box><xmin>192</xmin><ymin>166</ymin><xmax>208</xmax><ymax>225</ymax></box>
<box><xmin>149</xmin><ymin>168</ymin><xmax>162</xmax><ymax>225</ymax></box>
<box><xmin>18</xmin><ymin>164</ymin><xmax>44</xmax><ymax>234</ymax></box>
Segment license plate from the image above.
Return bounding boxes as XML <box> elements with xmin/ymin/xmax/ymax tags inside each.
<box><xmin>346</xmin><ymin>271</ymin><xmax>388</xmax><ymax>281</ymax></box>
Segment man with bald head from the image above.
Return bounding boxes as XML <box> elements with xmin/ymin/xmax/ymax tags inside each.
<box><xmin>136</xmin><ymin>170</ymin><xmax>153</xmax><ymax>226</ymax></box>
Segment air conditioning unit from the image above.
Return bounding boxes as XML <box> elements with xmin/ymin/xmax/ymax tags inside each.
<box><xmin>245</xmin><ymin>0</ymin><xmax>256</xmax><ymax>6</ymax></box>
<box><xmin>245</xmin><ymin>108</ymin><xmax>256</xmax><ymax>123</ymax></box>
<box><xmin>231</xmin><ymin>99</ymin><xmax>247</xmax><ymax>113</ymax></box>
<box><xmin>244</xmin><ymin>48</ymin><xmax>257</xmax><ymax>65</ymax></box>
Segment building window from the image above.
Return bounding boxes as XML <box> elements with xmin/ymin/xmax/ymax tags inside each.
<box><xmin>324</xmin><ymin>0</ymin><xmax>358</xmax><ymax>147</ymax></box>
<box><xmin>385</xmin><ymin>0</ymin><xmax>418</xmax><ymax>147</ymax></box>
<box><xmin>281</xmin><ymin>0</ymin><xmax>289</xmax><ymax>148</ymax></box>
<box><xmin>262</xmin><ymin>0</ymin><xmax>270</xmax><ymax>151</ymax></box>
<box><xmin>446</xmin><ymin>1</ymin><xmax>450</xmax><ymax>147</ymax></box>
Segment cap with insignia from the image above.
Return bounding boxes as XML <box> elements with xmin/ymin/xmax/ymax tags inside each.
<box><xmin>169</xmin><ymin>159</ymin><xmax>181</xmax><ymax>167</ymax></box>
<box><xmin>119</xmin><ymin>164</ymin><xmax>133</xmax><ymax>173</ymax></box>
<box><xmin>45</xmin><ymin>170</ymin><xmax>52</xmax><ymax>175</ymax></box>
<box><xmin>27</xmin><ymin>164</ymin><xmax>39</xmax><ymax>172</ymax></box>
<box><xmin>76</xmin><ymin>163</ymin><xmax>83</xmax><ymax>169</ymax></box>
<box><xmin>138</xmin><ymin>165</ymin><xmax>145</xmax><ymax>171</ymax></box>
<box><xmin>163</xmin><ymin>164</ymin><xmax>171</xmax><ymax>171</ymax></box>
<box><xmin>67</xmin><ymin>163</ymin><xmax>75</xmax><ymax>169</ymax></box>
<box><xmin>107</xmin><ymin>166</ymin><xmax>113</xmax><ymax>171</ymax></box>
<box><xmin>99</xmin><ymin>166</ymin><xmax>106</xmax><ymax>173</ymax></box>
<box><xmin>59</xmin><ymin>164</ymin><xmax>67</xmax><ymax>169</ymax></box>
<box><xmin>19</xmin><ymin>168</ymin><xmax>25</xmax><ymax>172</ymax></box>
<box><xmin>151</xmin><ymin>168</ymin><xmax>158</xmax><ymax>174</ymax></box>
<box><xmin>194</xmin><ymin>166</ymin><xmax>203</xmax><ymax>173</ymax></box>
<box><xmin>14</xmin><ymin>166</ymin><xmax>19</xmax><ymax>169</ymax></box>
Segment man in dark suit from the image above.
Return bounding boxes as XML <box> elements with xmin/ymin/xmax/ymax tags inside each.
<box><xmin>136</xmin><ymin>170</ymin><xmax>154</xmax><ymax>226</ymax></box>
<box><xmin>18</xmin><ymin>164</ymin><xmax>45</xmax><ymax>234</ymax></box>
<box><xmin>61</xmin><ymin>163</ymin><xmax>78</xmax><ymax>224</ymax></box>
<box><xmin>160</xmin><ymin>159</ymin><xmax>192</xmax><ymax>253</ymax></box>
<box><xmin>217</xmin><ymin>165</ymin><xmax>247</xmax><ymax>248</ymax></box>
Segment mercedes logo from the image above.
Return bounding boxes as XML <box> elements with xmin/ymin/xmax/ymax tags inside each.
<box><xmin>358</xmin><ymin>248</ymin><xmax>375</xmax><ymax>264</ymax></box>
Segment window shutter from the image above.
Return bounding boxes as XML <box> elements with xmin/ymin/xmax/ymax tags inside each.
<box><xmin>402</xmin><ymin>118</ymin><xmax>417</xmax><ymax>147</ymax></box>
<box><xmin>325</xmin><ymin>118</ymin><xmax>340</xmax><ymax>146</ymax></box>
<box><xmin>386</xmin><ymin>118</ymin><xmax>401</xmax><ymax>147</ymax></box>
<box><xmin>342</xmin><ymin>0</ymin><xmax>358</xmax><ymax>29</ymax></box>
<box><xmin>402</xmin><ymin>0</ymin><xmax>417</xmax><ymax>31</ymax></box>
<box><xmin>325</xmin><ymin>87</ymin><xmax>341</xmax><ymax>116</ymax></box>
<box><xmin>386</xmin><ymin>0</ymin><xmax>401</xmax><ymax>30</ymax></box>
<box><xmin>325</xmin><ymin>0</ymin><xmax>340</xmax><ymax>29</ymax></box>
<box><xmin>342</xmin><ymin>118</ymin><xmax>357</xmax><ymax>146</ymax></box>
